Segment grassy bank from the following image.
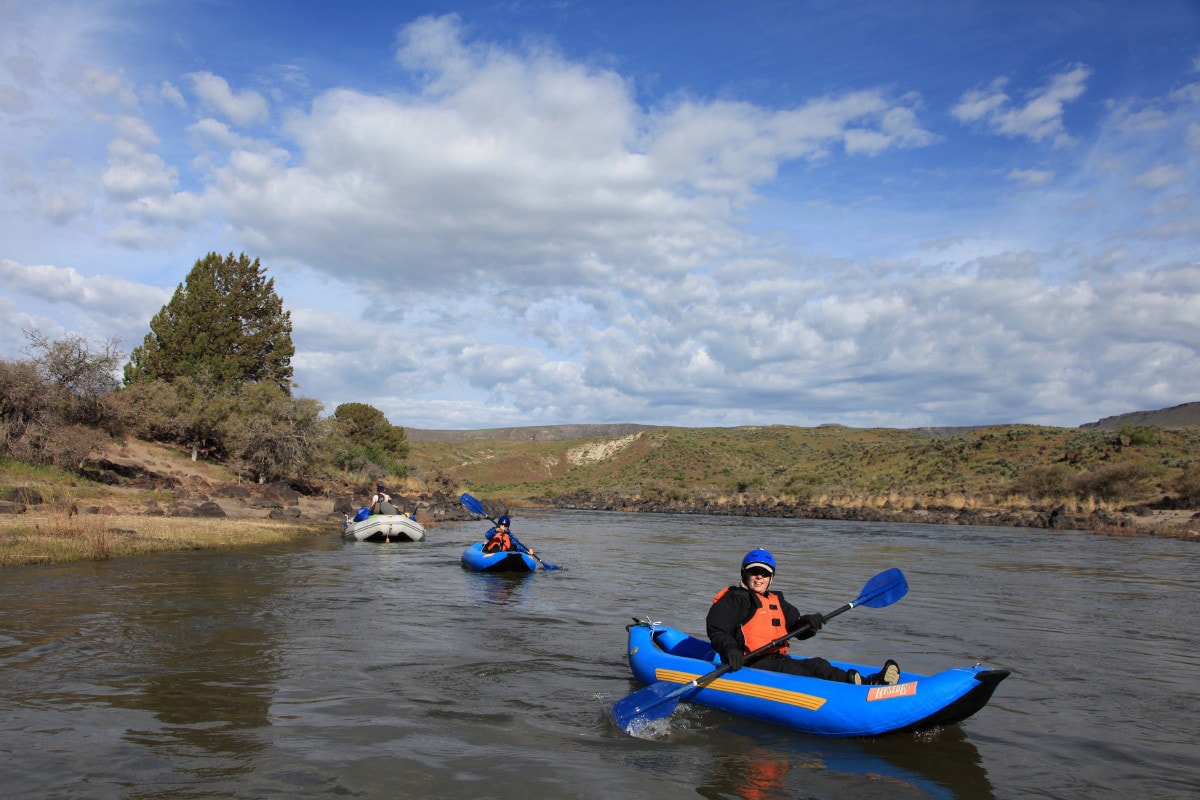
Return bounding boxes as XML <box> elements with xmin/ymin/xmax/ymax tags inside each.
<box><xmin>0</xmin><ymin>511</ymin><xmax>329</xmax><ymax>568</ymax></box>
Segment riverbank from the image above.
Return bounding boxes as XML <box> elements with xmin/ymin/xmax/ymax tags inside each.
<box><xmin>0</xmin><ymin>511</ymin><xmax>332</xmax><ymax>568</ymax></box>
<box><xmin>529</xmin><ymin>492</ymin><xmax>1200</xmax><ymax>540</ymax></box>
<box><xmin>4</xmin><ymin>431</ymin><xmax>1197</xmax><ymax>569</ymax></box>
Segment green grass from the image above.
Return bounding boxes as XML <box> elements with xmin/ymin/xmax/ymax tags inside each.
<box><xmin>408</xmin><ymin>423</ymin><xmax>1200</xmax><ymax>513</ymax></box>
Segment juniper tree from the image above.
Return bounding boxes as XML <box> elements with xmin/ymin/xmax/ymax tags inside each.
<box><xmin>124</xmin><ymin>252</ymin><xmax>294</xmax><ymax>393</ymax></box>
<box><xmin>332</xmin><ymin>402</ymin><xmax>410</xmax><ymax>476</ymax></box>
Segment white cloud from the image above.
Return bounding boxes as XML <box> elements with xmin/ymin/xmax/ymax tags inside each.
<box><xmin>1</xmin><ymin>3</ymin><xmax>1198</xmax><ymax>431</ymax></box>
<box><xmin>158</xmin><ymin>80</ymin><xmax>186</xmax><ymax>110</ymax></box>
<box><xmin>0</xmin><ymin>258</ymin><xmax>168</xmax><ymax>316</ymax></box>
<box><xmin>196</xmin><ymin>14</ymin><xmax>939</xmax><ymax>301</ymax></box>
<box><xmin>1007</xmin><ymin>168</ymin><xmax>1054</xmax><ymax>186</ymax></box>
<box><xmin>953</xmin><ymin>65</ymin><xmax>1091</xmax><ymax>146</ymax></box>
<box><xmin>1134</xmin><ymin>163</ymin><xmax>1187</xmax><ymax>189</ymax></box>
<box><xmin>187</xmin><ymin>71</ymin><xmax>269</xmax><ymax>127</ymax></box>
<box><xmin>101</xmin><ymin>134</ymin><xmax>176</xmax><ymax>199</ymax></box>
<box><xmin>76</xmin><ymin>67</ymin><xmax>138</xmax><ymax>110</ymax></box>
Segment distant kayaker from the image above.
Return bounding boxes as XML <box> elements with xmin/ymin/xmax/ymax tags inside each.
<box><xmin>707</xmin><ymin>548</ymin><xmax>901</xmax><ymax>686</ymax></box>
<box><xmin>482</xmin><ymin>515</ymin><xmax>535</xmax><ymax>557</ymax></box>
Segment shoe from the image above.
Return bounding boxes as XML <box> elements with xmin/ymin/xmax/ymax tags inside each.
<box><xmin>866</xmin><ymin>659</ymin><xmax>901</xmax><ymax>686</ymax></box>
<box><xmin>846</xmin><ymin>669</ymin><xmax>862</xmax><ymax>685</ymax></box>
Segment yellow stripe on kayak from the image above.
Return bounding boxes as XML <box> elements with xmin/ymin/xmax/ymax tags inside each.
<box><xmin>653</xmin><ymin>668</ymin><xmax>826</xmax><ymax>711</ymax></box>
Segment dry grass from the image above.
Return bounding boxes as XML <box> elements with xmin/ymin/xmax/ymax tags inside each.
<box><xmin>0</xmin><ymin>510</ymin><xmax>329</xmax><ymax>568</ymax></box>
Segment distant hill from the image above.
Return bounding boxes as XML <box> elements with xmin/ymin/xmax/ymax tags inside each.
<box><xmin>1079</xmin><ymin>401</ymin><xmax>1200</xmax><ymax>430</ymax></box>
<box><xmin>404</xmin><ymin>423</ymin><xmax>660</xmax><ymax>443</ymax></box>
<box><xmin>404</xmin><ymin>402</ymin><xmax>1199</xmax><ymax>443</ymax></box>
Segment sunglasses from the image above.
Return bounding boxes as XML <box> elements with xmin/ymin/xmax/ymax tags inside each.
<box><xmin>745</xmin><ymin>567</ymin><xmax>773</xmax><ymax>578</ymax></box>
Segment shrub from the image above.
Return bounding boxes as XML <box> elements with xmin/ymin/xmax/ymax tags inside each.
<box><xmin>1170</xmin><ymin>464</ymin><xmax>1200</xmax><ymax>505</ymax></box>
<box><xmin>1071</xmin><ymin>462</ymin><xmax>1154</xmax><ymax>501</ymax></box>
<box><xmin>1010</xmin><ymin>464</ymin><xmax>1075</xmax><ymax>500</ymax></box>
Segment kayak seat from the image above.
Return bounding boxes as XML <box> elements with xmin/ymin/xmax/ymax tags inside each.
<box><xmin>653</xmin><ymin>628</ymin><xmax>718</xmax><ymax>661</ymax></box>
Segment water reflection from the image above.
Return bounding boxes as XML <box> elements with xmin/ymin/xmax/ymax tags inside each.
<box><xmin>465</xmin><ymin>571</ymin><xmax>531</xmax><ymax>606</ymax></box>
<box><xmin>97</xmin><ymin>559</ymin><xmax>282</xmax><ymax>778</ymax></box>
<box><xmin>695</xmin><ymin>724</ymin><xmax>994</xmax><ymax>800</ymax></box>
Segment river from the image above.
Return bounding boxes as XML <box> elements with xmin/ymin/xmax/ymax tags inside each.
<box><xmin>0</xmin><ymin>510</ymin><xmax>1196</xmax><ymax>799</ymax></box>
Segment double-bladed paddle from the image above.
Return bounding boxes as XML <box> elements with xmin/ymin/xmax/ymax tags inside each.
<box><xmin>459</xmin><ymin>492</ymin><xmax>561</xmax><ymax>570</ymax></box>
<box><xmin>610</xmin><ymin>567</ymin><xmax>908</xmax><ymax>732</ymax></box>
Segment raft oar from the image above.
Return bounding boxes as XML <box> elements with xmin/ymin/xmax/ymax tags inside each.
<box><xmin>458</xmin><ymin>492</ymin><xmax>561</xmax><ymax>570</ymax></box>
<box><xmin>610</xmin><ymin>567</ymin><xmax>908</xmax><ymax>732</ymax></box>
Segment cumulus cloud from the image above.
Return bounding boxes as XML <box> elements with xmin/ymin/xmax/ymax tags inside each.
<box><xmin>952</xmin><ymin>65</ymin><xmax>1091</xmax><ymax>146</ymax></box>
<box><xmin>187</xmin><ymin>71</ymin><xmax>269</xmax><ymax>127</ymax></box>
<box><xmin>2</xmin><ymin>4</ymin><xmax>1198</xmax><ymax>431</ymax></box>
<box><xmin>0</xmin><ymin>258</ymin><xmax>168</xmax><ymax>316</ymax></box>
<box><xmin>204</xmin><ymin>14</ymin><xmax>937</xmax><ymax>298</ymax></box>
<box><xmin>0</xmin><ymin>259</ymin><xmax>170</xmax><ymax>351</ymax></box>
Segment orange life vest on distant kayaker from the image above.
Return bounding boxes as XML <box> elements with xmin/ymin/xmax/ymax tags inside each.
<box><xmin>713</xmin><ymin>586</ymin><xmax>789</xmax><ymax>655</ymax></box>
<box><xmin>483</xmin><ymin>530</ymin><xmax>514</xmax><ymax>553</ymax></box>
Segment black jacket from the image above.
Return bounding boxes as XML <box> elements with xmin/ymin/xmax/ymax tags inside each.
<box><xmin>705</xmin><ymin>584</ymin><xmax>815</xmax><ymax>658</ymax></box>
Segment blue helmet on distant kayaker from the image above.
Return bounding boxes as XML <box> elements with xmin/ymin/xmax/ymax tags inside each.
<box><xmin>741</xmin><ymin>548</ymin><xmax>775</xmax><ymax>577</ymax></box>
<box><xmin>497</xmin><ymin>515</ymin><xmax>511</xmax><ymax>527</ymax></box>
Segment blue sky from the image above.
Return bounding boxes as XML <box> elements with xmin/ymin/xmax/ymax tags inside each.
<box><xmin>2</xmin><ymin>0</ymin><xmax>1198</xmax><ymax>430</ymax></box>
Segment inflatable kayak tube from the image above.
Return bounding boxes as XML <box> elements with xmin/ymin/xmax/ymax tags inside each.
<box><xmin>625</xmin><ymin>620</ymin><xmax>1008</xmax><ymax>737</ymax></box>
<box><xmin>460</xmin><ymin>541</ymin><xmax>537</xmax><ymax>572</ymax></box>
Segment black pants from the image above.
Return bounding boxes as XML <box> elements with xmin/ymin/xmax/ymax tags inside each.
<box><xmin>748</xmin><ymin>653</ymin><xmax>854</xmax><ymax>683</ymax></box>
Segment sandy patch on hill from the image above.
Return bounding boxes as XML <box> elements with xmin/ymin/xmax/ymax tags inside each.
<box><xmin>566</xmin><ymin>433</ymin><xmax>642</xmax><ymax>466</ymax></box>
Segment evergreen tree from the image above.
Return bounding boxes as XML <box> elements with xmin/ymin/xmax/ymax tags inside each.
<box><xmin>124</xmin><ymin>252</ymin><xmax>294</xmax><ymax>393</ymax></box>
<box><xmin>332</xmin><ymin>402</ymin><xmax>410</xmax><ymax>476</ymax></box>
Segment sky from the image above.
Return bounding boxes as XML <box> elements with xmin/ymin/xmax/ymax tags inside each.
<box><xmin>1</xmin><ymin>0</ymin><xmax>1198</xmax><ymax>431</ymax></box>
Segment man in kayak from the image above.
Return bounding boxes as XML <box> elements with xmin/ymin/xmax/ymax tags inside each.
<box><xmin>707</xmin><ymin>548</ymin><xmax>900</xmax><ymax>685</ymax></box>
<box><xmin>482</xmin><ymin>516</ymin><xmax>536</xmax><ymax>557</ymax></box>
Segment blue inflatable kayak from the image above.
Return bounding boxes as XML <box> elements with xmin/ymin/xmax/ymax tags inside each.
<box><xmin>624</xmin><ymin>620</ymin><xmax>1008</xmax><ymax>737</ymax></box>
<box><xmin>460</xmin><ymin>542</ymin><xmax>537</xmax><ymax>572</ymax></box>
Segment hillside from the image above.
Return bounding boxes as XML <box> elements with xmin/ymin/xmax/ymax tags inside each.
<box><xmin>406</xmin><ymin>400</ymin><xmax>1200</xmax><ymax>443</ymax></box>
<box><xmin>404</xmin><ymin>411</ymin><xmax>1200</xmax><ymax>539</ymax></box>
<box><xmin>404</xmin><ymin>423</ymin><xmax>659</xmax><ymax>442</ymax></box>
<box><xmin>1079</xmin><ymin>401</ymin><xmax>1200</xmax><ymax>430</ymax></box>
<box><xmin>5</xmin><ymin>404</ymin><xmax>1198</xmax><ymax>541</ymax></box>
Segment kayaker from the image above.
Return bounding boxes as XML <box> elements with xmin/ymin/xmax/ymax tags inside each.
<box><xmin>482</xmin><ymin>516</ymin><xmax>536</xmax><ymax>557</ymax></box>
<box><xmin>707</xmin><ymin>548</ymin><xmax>900</xmax><ymax>686</ymax></box>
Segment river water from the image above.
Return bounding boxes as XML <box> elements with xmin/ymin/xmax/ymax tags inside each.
<box><xmin>1</xmin><ymin>510</ymin><xmax>1196</xmax><ymax>799</ymax></box>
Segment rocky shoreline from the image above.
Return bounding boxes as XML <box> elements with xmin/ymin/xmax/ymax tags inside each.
<box><xmin>532</xmin><ymin>493</ymin><xmax>1200</xmax><ymax>540</ymax></box>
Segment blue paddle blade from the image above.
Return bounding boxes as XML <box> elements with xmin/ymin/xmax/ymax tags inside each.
<box><xmin>460</xmin><ymin>492</ymin><xmax>485</xmax><ymax>516</ymax></box>
<box><xmin>610</xmin><ymin>679</ymin><xmax>694</xmax><ymax>730</ymax></box>
<box><xmin>855</xmin><ymin>567</ymin><xmax>908</xmax><ymax>608</ymax></box>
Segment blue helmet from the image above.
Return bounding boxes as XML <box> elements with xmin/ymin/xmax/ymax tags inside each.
<box><xmin>741</xmin><ymin>548</ymin><xmax>775</xmax><ymax>576</ymax></box>
<box><xmin>497</xmin><ymin>515</ymin><xmax>511</xmax><ymax>526</ymax></box>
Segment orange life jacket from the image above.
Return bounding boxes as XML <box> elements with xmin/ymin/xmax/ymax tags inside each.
<box><xmin>713</xmin><ymin>586</ymin><xmax>789</xmax><ymax>655</ymax></box>
<box><xmin>483</xmin><ymin>530</ymin><xmax>514</xmax><ymax>553</ymax></box>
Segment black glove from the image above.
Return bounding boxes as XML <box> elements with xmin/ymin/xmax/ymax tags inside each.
<box><xmin>796</xmin><ymin>613</ymin><xmax>824</xmax><ymax>639</ymax></box>
<box><xmin>721</xmin><ymin>645</ymin><xmax>745</xmax><ymax>671</ymax></box>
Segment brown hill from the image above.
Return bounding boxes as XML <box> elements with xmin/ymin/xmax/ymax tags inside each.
<box><xmin>1079</xmin><ymin>401</ymin><xmax>1200</xmax><ymax>429</ymax></box>
<box><xmin>404</xmin><ymin>423</ymin><xmax>658</xmax><ymax>442</ymax></box>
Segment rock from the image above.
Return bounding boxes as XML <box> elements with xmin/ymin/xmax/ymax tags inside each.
<box><xmin>4</xmin><ymin>487</ymin><xmax>43</xmax><ymax>505</ymax></box>
<box><xmin>193</xmin><ymin>501</ymin><xmax>226</xmax><ymax>518</ymax></box>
